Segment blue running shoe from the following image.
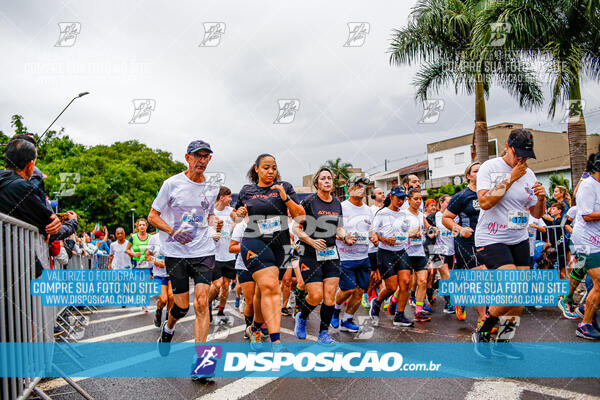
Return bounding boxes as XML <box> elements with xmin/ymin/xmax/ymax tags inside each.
<box><xmin>576</xmin><ymin>323</ymin><xmax>600</xmax><ymax>340</ymax></box>
<box><xmin>576</xmin><ymin>304</ymin><xmax>585</xmax><ymax>319</ymax></box>
<box><xmin>331</xmin><ymin>309</ymin><xmax>340</xmax><ymax>328</ymax></box>
<box><xmin>558</xmin><ymin>299</ymin><xmax>578</xmax><ymax>319</ymax></box>
<box><xmin>317</xmin><ymin>330</ymin><xmax>336</xmax><ymax>346</ymax></box>
<box><xmin>340</xmin><ymin>318</ymin><xmax>360</xmax><ymax>333</ymax></box>
<box><xmin>234</xmin><ymin>296</ymin><xmax>240</xmax><ymax>308</ymax></box>
<box><xmin>423</xmin><ymin>303</ymin><xmax>432</xmax><ymax>314</ymax></box>
<box><xmin>294</xmin><ymin>313</ymin><xmax>307</xmax><ymax>340</ymax></box>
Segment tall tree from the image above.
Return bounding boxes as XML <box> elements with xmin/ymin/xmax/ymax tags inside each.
<box><xmin>474</xmin><ymin>0</ymin><xmax>600</xmax><ymax>181</ymax></box>
<box><xmin>389</xmin><ymin>0</ymin><xmax>543</xmax><ymax>163</ymax></box>
<box><xmin>322</xmin><ymin>158</ymin><xmax>353</xmax><ymax>188</ymax></box>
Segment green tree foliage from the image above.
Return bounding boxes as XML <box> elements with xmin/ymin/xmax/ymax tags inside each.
<box><xmin>322</xmin><ymin>158</ymin><xmax>353</xmax><ymax>188</ymax></box>
<box><xmin>0</xmin><ymin>115</ymin><xmax>186</xmax><ymax>233</ymax></box>
<box><xmin>548</xmin><ymin>173</ymin><xmax>572</xmax><ymax>198</ymax></box>
<box><xmin>427</xmin><ymin>182</ymin><xmax>467</xmax><ymax>199</ymax></box>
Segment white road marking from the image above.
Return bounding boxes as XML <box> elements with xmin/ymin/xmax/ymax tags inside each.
<box><xmin>39</xmin><ymin>325</ymin><xmax>246</xmax><ymax>391</ymax></box>
<box><xmin>465</xmin><ymin>381</ymin><xmax>523</xmax><ymax>400</ymax></box>
<box><xmin>196</xmin><ymin>377</ymin><xmax>279</xmax><ymax>400</ymax></box>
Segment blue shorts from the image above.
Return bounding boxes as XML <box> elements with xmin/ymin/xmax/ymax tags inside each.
<box><xmin>338</xmin><ymin>258</ymin><xmax>371</xmax><ymax>291</ymax></box>
<box><xmin>154</xmin><ymin>275</ymin><xmax>169</xmax><ymax>286</ymax></box>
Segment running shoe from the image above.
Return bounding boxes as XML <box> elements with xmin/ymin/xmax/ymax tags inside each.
<box><xmin>426</xmin><ymin>287</ymin><xmax>436</xmax><ymax>304</ymax></box>
<box><xmin>443</xmin><ymin>304</ymin><xmax>455</xmax><ymax>314</ymax></box>
<box><xmin>157</xmin><ymin>321</ymin><xmax>174</xmax><ymax>357</ymax></box>
<box><xmin>243</xmin><ymin>327</ymin><xmax>250</xmax><ymax>340</ymax></box>
<box><xmin>154</xmin><ymin>308</ymin><xmax>162</xmax><ymax>328</ymax></box>
<box><xmin>234</xmin><ymin>296</ymin><xmax>240</xmax><ymax>308</ymax></box>
<box><xmin>261</xmin><ymin>323</ymin><xmax>269</xmax><ymax>339</ymax></box>
<box><xmin>331</xmin><ymin>309</ymin><xmax>340</xmax><ymax>328</ymax></box>
<box><xmin>271</xmin><ymin>341</ymin><xmax>287</xmax><ymax>352</ymax></box>
<box><xmin>476</xmin><ymin>319</ymin><xmax>498</xmax><ymax>335</ymax></box>
<box><xmin>576</xmin><ymin>304</ymin><xmax>585</xmax><ymax>319</ymax></box>
<box><xmin>456</xmin><ymin>306</ymin><xmax>467</xmax><ymax>321</ymax></box>
<box><xmin>423</xmin><ymin>303</ymin><xmax>432</xmax><ymax>314</ymax></box>
<box><xmin>471</xmin><ymin>331</ymin><xmax>491</xmax><ymax>359</ymax></box>
<box><xmin>294</xmin><ymin>313</ymin><xmax>307</xmax><ymax>340</ymax></box>
<box><xmin>558</xmin><ymin>299</ymin><xmax>579</xmax><ymax>320</ymax></box>
<box><xmin>361</xmin><ymin>293</ymin><xmax>370</xmax><ymax>309</ymax></box>
<box><xmin>317</xmin><ymin>330</ymin><xmax>336</xmax><ymax>346</ymax></box>
<box><xmin>192</xmin><ymin>376</ymin><xmax>216</xmax><ymax>385</ymax></box>
<box><xmin>216</xmin><ymin>310</ymin><xmax>225</xmax><ymax>317</ymax></box>
<box><xmin>387</xmin><ymin>296</ymin><xmax>398</xmax><ymax>316</ymax></box>
<box><xmin>409</xmin><ymin>295</ymin><xmax>416</xmax><ymax>307</ymax></box>
<box><xmin>414</xmin><ymin>311</ymin><xmax>431</xmax><ymax>322</ymax></box>
<box><xmin>576</xmin><ymin>323</ymin><xmax>600</xmax><ymax>340</ymax></box>
<box><xmin>369</xmin><ymin>298</ymin><xmax>380</xmax><ymax>325</ymax></box>
<box><xmin>340</xmin><ymin>318</ymin><xmax>360</xmax><ymax>333</ymax></box>
<box><xmin>281</xmin><ymin>307</ymin><xmax>292</xmax><ymax>317</ymax></box>
<box><xmin>492</xmin><ymin>340</ymin><xmax>524</xmax><ymax>360</ymax></box>
<box><xmin>247</xmin><ymin>326</ymin><xmax>263</xmax><ymax>351</ymax></box>
<box><xmin>393</xmin><ymin>313</ymin><xmax>414</xmax><ymax>327</ymax></box>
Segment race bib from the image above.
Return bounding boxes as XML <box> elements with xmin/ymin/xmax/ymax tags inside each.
<box><xmin>508</xmin><ymin>210</ymin><xmax>528</xmax><ymax>229</ymax></box>
<box><xmin>440</xmin><ymin>230</ymin><xmax>453</xmax><ymax>237</ymax></box>
<box><xmin>352</xmin><ymin>231</ymin><xmax>369</xmax><ymax>245</ymax></box>
<box><xmin>258</xmin><ymin>216</ymin><xmax>282</xmax><ymax>235</ymax></box>
<box><xmin>394</xmin><ymin>232</ymin><xmax>408</xmax><ymax>245</ymax></box>
<box><xmin>316</xmin><ymin>246</ymin><xmax>339</xmax><ymax>261</ymax></box>
<box><xmin>409</xmin><ymin>237</ymin><xmax>423</xmax><ymax>246</ymax></box>
<box><xmin>137</xmin><ymin>261</ymin><xmax>150</xmax><ymax>269</ymax></box>
<box><xmin>182</xmin><ymin>213</ymin><xmax>207</xmax><ymax>227</ymax></box>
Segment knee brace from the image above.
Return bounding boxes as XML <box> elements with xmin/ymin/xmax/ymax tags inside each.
<box><xmin>170</xmin><ymin>303</ymin><xmax>189</xmax><ymax>320</ymax></box>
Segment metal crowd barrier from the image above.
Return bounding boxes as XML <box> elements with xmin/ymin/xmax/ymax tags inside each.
<box><xmin>1</xmin><ymin>213</ymin><xmax>52</xmax><ymax>399</ymax></box>
<box><xmin>544</xmin><ymin>224</ymin><xmax>570</xmax><ymax>272</ymax></box>
<box><xmin>0</xmin><ymin>213</ymin><xmax>94</xmax><ymax>400</ymax></box>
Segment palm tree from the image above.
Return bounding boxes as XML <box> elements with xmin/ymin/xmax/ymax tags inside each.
<box><xmin>474</xmin><ymin>0</ymin><xmax>600</xmax><ymax>180</ymax></box>
<box><xmin>389</xmin><ymin>0</ymin><xmax>544</xmax><ymax>163</ymax></box>
<box><xmin>322</xmin><ymin>158</ymin><xmax>353</xmax><ymax>188</ymax></box>
<box><xmin>548</xmin><ymin>172</ymin><xmax>572</xmax><ymax>198</ymax></box>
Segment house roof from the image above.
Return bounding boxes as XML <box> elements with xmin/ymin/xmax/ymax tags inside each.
<box><xmin>369</xmin><ymin>160</ymin><xmax>428</xmax><ymax>181</ymax></box>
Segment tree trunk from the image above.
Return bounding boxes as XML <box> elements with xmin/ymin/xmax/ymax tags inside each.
<box><xmin>473</xmin><ymin>79</ymin><xmax>489</xmax><ymax>163</ymax></box>
<box><xmin>567</xmin><ymin>78</ymin><xmax>587</xmax><ymax>184</ymax></box>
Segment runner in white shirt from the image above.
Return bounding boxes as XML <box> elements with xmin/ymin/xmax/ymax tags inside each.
<box><xmin>400</xmin><ymin>174</ymin><xmax>425</xmax><ymax>213</ymax></box>
<box><xmin>148</xmin><ymin>140</ymin><xmax>221</xmax><ymax>385</ymax></box>
<box><xmin>571</xmin><ymin>153</ymin><xmax>600</xmax><ymax>339</ymax></box>
<box><xmin>404</xmin><ymin>189</ymin><xmax>432</xmax><ymax>322</ymax></box>
<box><xmin>208</xmin><ymin>187</ymin><xmax>235</xmax><ymax>320</ymax></box>
<box><xmin>369</xmin><ymin>186</ymin><xmax>413</xmax><ymax>326</ymax></box>
<box><xmin>433</xmin><ymin>195</ymin><xmax>458</xmax><ymax>314</ymax></box>
<box><xmin>331</xmin><ymin>176</ymin><xmax>378</xmax><ymax>333</ymax></box>
<box><xmin>364</xmin><ymin>187</ymin><xmax>385</xmax><ymax>308</ymax></box>
<box><xmin>229</xmin><ymin>219</ymin><xmax>257</xmax><ymax>340</ymax></box>
<box><xmin>108</xmin><ymin>227</ymin><xmax>131</xmax><ymax>269</ymax></box>
<box><xmin>146</xmin><ymin>233</ymin><xmax>173</xmax><ymax>328</ymax></box>
<box><xmin>472</xmin><ymin>130</ymin><xmax>546</xmax><ymax>359</ymax></box>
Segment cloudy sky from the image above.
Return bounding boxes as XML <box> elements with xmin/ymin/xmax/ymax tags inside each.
<box><xmin>1</xmin><ymin>0</ymin><xmax>599</xmax><ymax>191</ymax></box>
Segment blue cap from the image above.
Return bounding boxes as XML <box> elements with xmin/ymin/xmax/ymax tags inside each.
<box><xmin>187</xmin><ymin>140</ymin><xmax>213</xmax><ymax>154</ymax></box>
<box><xmin>389</xmin><ymin>185</ymin><xmax>407</xmax><ymax>198</ymax></box>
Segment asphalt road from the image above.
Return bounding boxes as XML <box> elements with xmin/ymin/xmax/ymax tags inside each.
<box><xmin>36</xmin><ymin>287</ymin><xmax>600</xmax><ymax>400</ymax></box>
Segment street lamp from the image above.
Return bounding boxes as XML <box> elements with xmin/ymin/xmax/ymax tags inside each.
<box><xmin>130</xmin><ymin>208</ymin><xmax>136</xmax><ymax>234</ymax></box>
<box><xmin>39</xmin><ymin>91</ymin><xmax>90</xmax><ymax>142</ymax></box>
